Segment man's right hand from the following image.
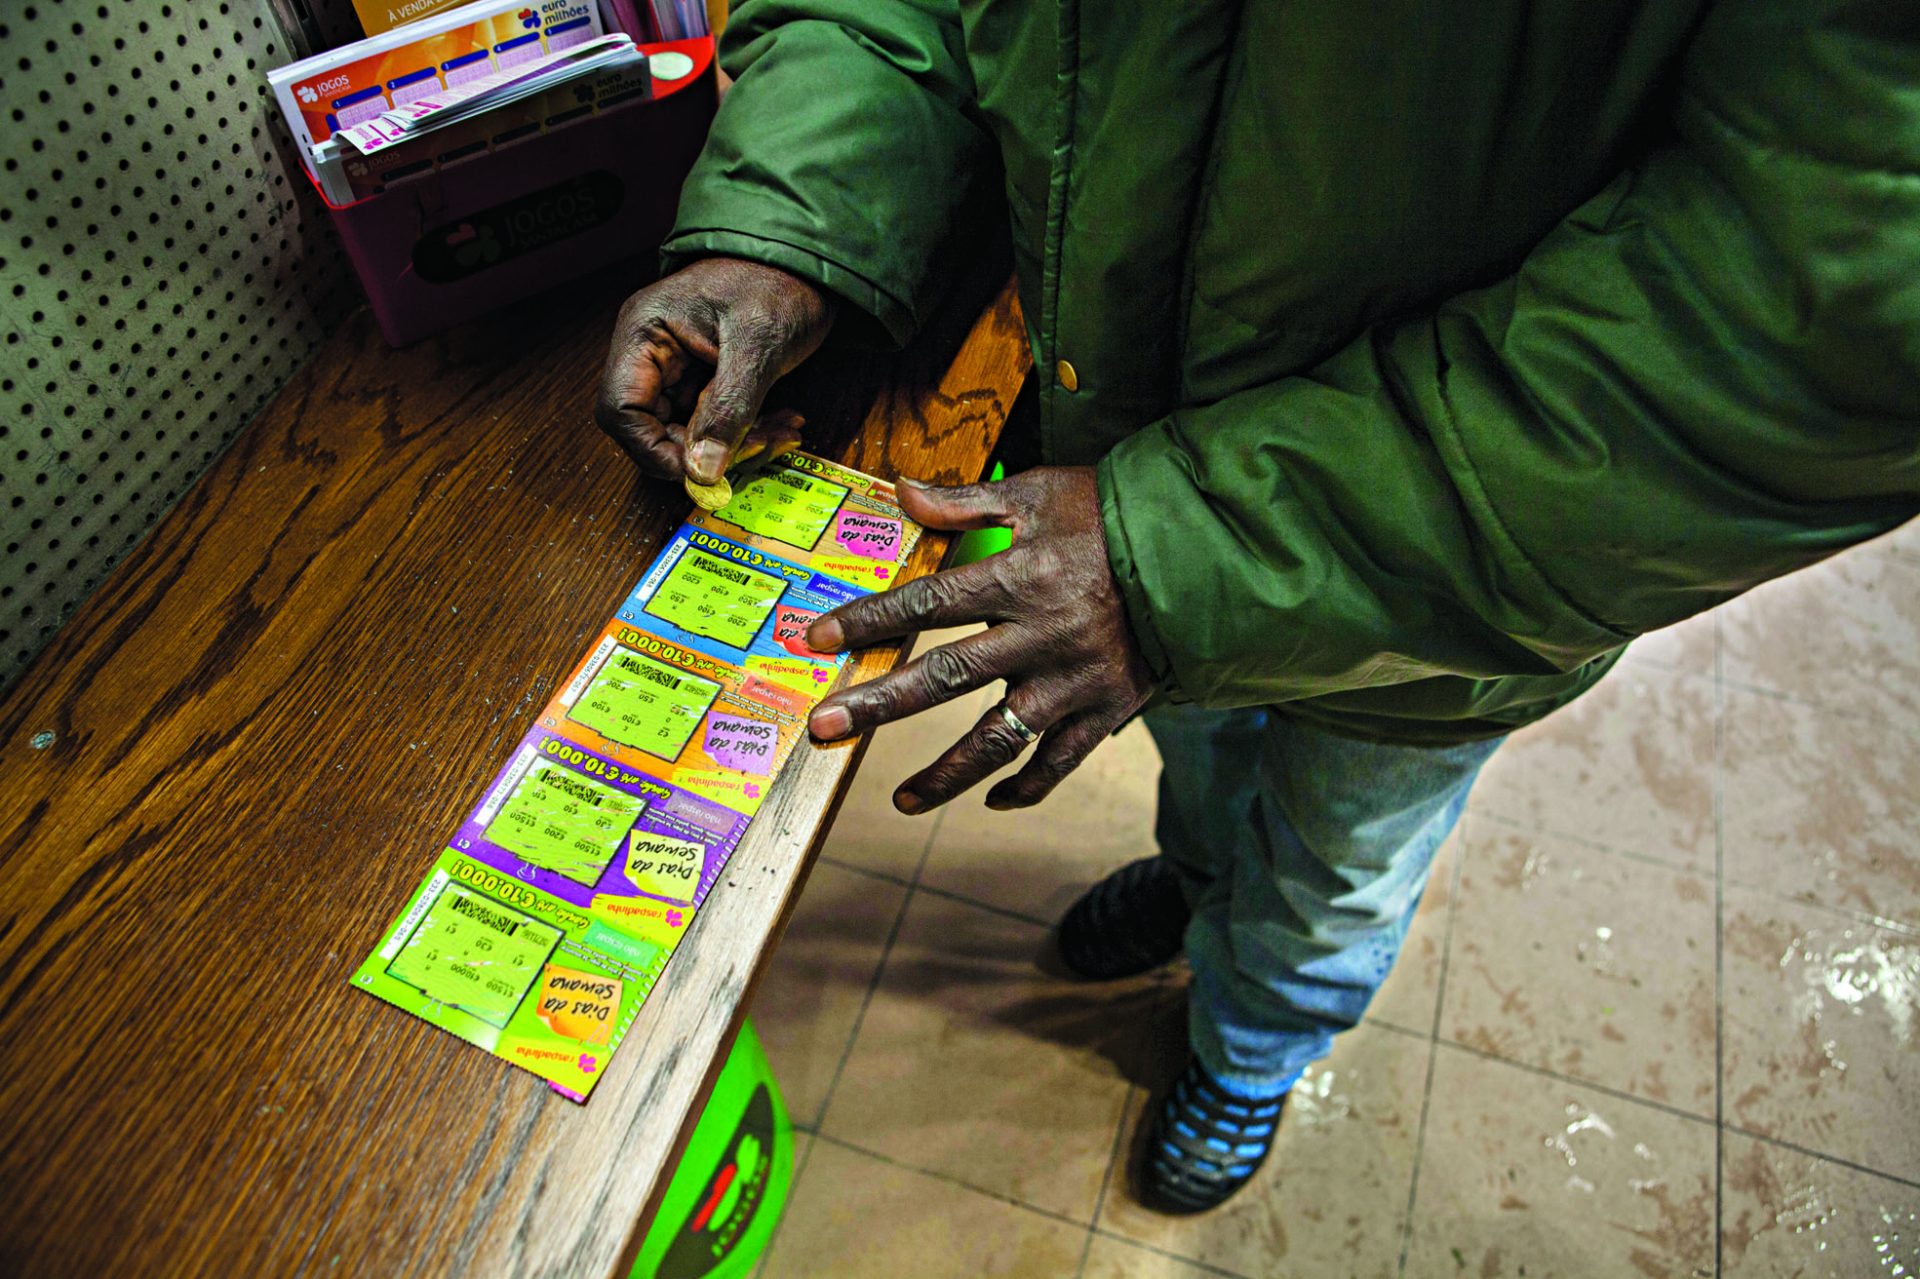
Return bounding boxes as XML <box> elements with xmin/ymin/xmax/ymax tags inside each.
<box><xmin>594</xmin><ymin>257</ymin><xmax>835</xmax><ymax>484</ymax></box>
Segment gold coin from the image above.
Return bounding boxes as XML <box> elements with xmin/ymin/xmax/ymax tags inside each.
<box><xmin>684</xmin><ymin>474</ymin><xmax>733</xmax><ymax>512</ymax></box>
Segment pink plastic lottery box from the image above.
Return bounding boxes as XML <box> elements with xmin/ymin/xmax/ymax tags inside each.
<box><xmin>311</xmin><ymin>37</ymin><xmax>718</xmax><ymax>346</ymax></box>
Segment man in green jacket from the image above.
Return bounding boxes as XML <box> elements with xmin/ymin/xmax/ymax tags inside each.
<box><xmin>596</xmin><ymin>0</ymin><xmax>1920</xmax><ymax>1212</ymax></box>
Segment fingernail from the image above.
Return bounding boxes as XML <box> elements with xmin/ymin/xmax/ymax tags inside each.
<box><xmin>687</xmin><ymin>439</ymin><xmax>728</xmax><ymax>483</ymax></box>
<box><xmin>807</xmin><ymin>617</ymin><xmax>844</xmax><ymax>651</ymax></box>
<box><xmin>897</xmin><ymin>475</ymin><xmax>929</xmax><ymax>489</ymax></box>
<box><xmin>810</xmin><ymin>705</ymin><xmax>851</xmax><ymax>740</ymax></box>
<box><xmin>894</xmin><ymin>790</ymin><xmax>923</xmax><ymax>814</ymax></box>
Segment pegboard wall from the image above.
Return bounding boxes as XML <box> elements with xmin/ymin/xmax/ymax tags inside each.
<box><xmin>0</xmin><ymin>0</ymin><xmax>360</xmax><ymax>694</ymax></box>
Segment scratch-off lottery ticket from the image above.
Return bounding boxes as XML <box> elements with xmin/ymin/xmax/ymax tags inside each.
<box><xmin>455</xmin><ymin>727</ymin><xmax>751</xmax><ymax>917</ymax></box>
<box><xmin>618</xmin><ymin>527</ymin><xmax>860</xmax><ymax>680</ymax></box>
<box><xmin>689</xmin><ymin>452</ymin><xmax>923</xmax><ymax>592</ymax></box>
<box><xmin>352</xmin><ymin>849</ymin><xmax>689</xmax><ymax>1098</ymax></box>
<box><xmin>539</xmin><ymin>622</ymin><xmax>808</xmax><ymax>816</ymax></box>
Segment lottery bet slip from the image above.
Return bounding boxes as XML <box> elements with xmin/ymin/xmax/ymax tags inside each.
<box><xmin>354</xmin><ymin>454</ymin><xmax>922</xmax><ymax>1100</ymax></box>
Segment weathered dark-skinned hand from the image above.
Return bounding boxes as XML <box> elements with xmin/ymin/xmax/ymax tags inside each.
<box><xmin>805</xmin><ymin>467</ymin><xmax>1156</xmax><ymax>813</ymax></box>
<box><xmin>594</xmin><ymin>257</ymin><xmax>835</xmax><ymax>483</ymax></box>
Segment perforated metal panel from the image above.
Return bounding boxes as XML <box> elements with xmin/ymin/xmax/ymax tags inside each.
<box><xmin>0</xmin><ymin>0</ymin><xmax>359</xmax><ymax>693</ymax></box>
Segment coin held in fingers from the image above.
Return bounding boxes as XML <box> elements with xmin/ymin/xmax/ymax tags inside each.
<box><xmin>684</xmin><ymin>474</ymin><xmax>733</xmax><ymax>512</ymax></box>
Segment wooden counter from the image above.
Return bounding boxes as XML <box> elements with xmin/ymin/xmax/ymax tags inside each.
<box><xmin>0</xmin><ymin>266</ymin><xmax>1026</xmax><ymax>1276</ymax></box>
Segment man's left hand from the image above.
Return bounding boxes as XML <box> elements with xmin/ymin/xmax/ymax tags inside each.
<box><xmin>805</xmin><ymin>467</ymin><xmax>1155</xmax><ymax>813</ymax></box>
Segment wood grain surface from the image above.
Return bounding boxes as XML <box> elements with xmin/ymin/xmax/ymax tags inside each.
<box><xmin>0</xmin><ymin>264</ymin><xmax>1027</xmax><ymax>1277</ymax></box>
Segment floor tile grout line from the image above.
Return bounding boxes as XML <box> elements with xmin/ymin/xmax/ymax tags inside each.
<box><xmin>1716</xmin><ymin>880</ymin><xmax>1920</xmax><ymax>940</ymax></box>
<box><xmin>1469</xmin><ymin>807</ymin><xmax>1707</xmax><ymax>877</ymax></box>
<box><xmin>1616</xmin><ymin>650</ymin><xmax>1705</xmax><ymax>678</ymax></box>
<box><xmin>1435</xmin><ymin>1036</ymin><xmax>1719</xmax><ymax>1130</ymax></box>
<box><xmin>762</xmin><ymin>726</ymin><xmax>1001</xmax><ymax>1274</ymax></box>
<box><xmin>1615</xmin><ymin>651</ymin><xmax>1718</xmax><ymax>684</ymax></box>
<box><xmin>1073</xmin><ymin>1081</ymin><xmax>1137</xmax><ymax>1279</ymax></box>
<box><xmin>1469</xmin><ymin>807</ymin><xmax>1920</xmax><ymax>939</ymax></box>
<box><xmin>1363</xmin><ymin>1015</ymin><xmax>1435</xmax><ymax>1043</ymax></box>
<box><xmin>755</xmin><ymin>809</ymin><xmax>954</xmax><ymax>1272</ymax></box>
<box><xmin>1717</xmin><ymin>665</ymin><xmax>1920</xmax><ymax>729</ymax></box>
<box><xmin>800</xmin><ymin>885</ymin><xmax>908</xmax><ymax>1133</ymax></box>
<box><xmin>808</xmin><ymin>1129</ymin><xmax>1097</xmax><ymax>1232</ymax></box>
<box><xmin>1083</xmin><ymin>1228</ymin><xmax>1255</xmax><ymax>1279</ymax></box>
<box><xmin>1426</xmin><ymin>814</ymin><xmax>1472</xmax><ymax>1039</ymax></box>
<box><xmin>1720</xmin><ymin>1124</ymin><xmax>1920</xmax><ymax>1192</ymax></box>
<box><xmin>1395</xmin><ymin>808</ymin><xmax>1472</xmax><ymax>1275</ymax></box>
<box><xmin>816</xmin><ymin>854</ymin><xmax>916</xmax><ymax>889</ymax></box>
<box><xmin>828</xmin><ymin>850</ymin><xmax>1206</xmax><ymax>934</ymax></box>
<box><xmin>804</xmin><ymin>806</ymin><xmax>949</xmax><ymax>1133</ymax></box>
<box><xmin>750</xmin><ymin>790</ymin><xmax>960</xmax><ymax>1273</ymax></box>
<box><xmin>818</xmin><ymin>808</ymin><xmax>1225</xmax><ymax>1277</ymax></box>
<box><xmin>909</xmin><ymin>880</ymin><xmax>1056</xmax><ymax>929</ymax></box>
<box><xmin>909</xmin><ymin>795</ymin><xmax>953</xmax><ymax>885</ymax></box>
<box><xmin>1712</xmin><ymin>610</ymin><xmax>1726</xmax><ymax>1278</ymax></box>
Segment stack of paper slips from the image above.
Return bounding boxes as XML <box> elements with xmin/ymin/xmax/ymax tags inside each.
<box><xmin>352</xmin><ymin>453</ymin><xmax>922</xmax><ymax>1100</ymax></box>
<box><xmin>324</xmin><ymin>34</ymin><xmax>644</xmax><ymax>157</ymax></box>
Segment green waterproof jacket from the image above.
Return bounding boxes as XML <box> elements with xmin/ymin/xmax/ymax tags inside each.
<box><xmin>662</xmin><ymin>0</ymin><xmax>1920</xmax><ymax>744</ymax></box>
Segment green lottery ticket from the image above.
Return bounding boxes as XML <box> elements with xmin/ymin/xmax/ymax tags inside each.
<box><xmin>384</xmin><ymin>881</ymin><xmax>564</xmax><ymax>1028</ymax></box>
<box><xmin>480</xmin><ymin>759</ymin><xmax>647</xmax><ymax>887</ymax></box>
<box><xmin>568</xmin><ymin>643</ymin><xmax>723</xmax><ymax>761</ymax></box>
<box><xmin>353</xmin><ymin>849</ymin><xmax>690</xmax><ymax>1099</ymax></box>
<box><xmin>687</xmin><ymin>451</ymin><xmax>922</xmax><ymax>593</ymax></box>
<box><xmin>719</xmin><ymin>465</ymin><xmax>845</xmax><ymax>549</ymax></box>
<box><xmin>643</xmin><ymin>548</ymin><xmax>789</xmax><ymax>651</ymax></box>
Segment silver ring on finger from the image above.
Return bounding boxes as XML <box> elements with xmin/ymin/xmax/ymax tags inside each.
<box><xmin>998</xmin><ymin>703</ymin><xmax>1041</xmax><ymax>746</ymax></box>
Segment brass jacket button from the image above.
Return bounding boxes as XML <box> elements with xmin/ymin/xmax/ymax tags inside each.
<box><xmin>1056</xmin><ymin>359</ymin><xmax>1079</xmax><ymax>393</ymax></box>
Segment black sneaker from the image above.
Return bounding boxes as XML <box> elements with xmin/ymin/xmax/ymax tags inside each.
<box><xmin>1056</xmin><ymin>856</ymin><xmax>1192</xmax><ymax>980</ymax></box>
<box><xmin>1141</xmin><ymin>1056</ymin><xmax>1287</xmax><ymax>1214</ymax></box>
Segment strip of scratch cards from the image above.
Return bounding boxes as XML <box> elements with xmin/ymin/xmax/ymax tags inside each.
<box><xmin>353</xmin><ymin>453</ymin><xmax>922</xmax><ymax>1100</ymax></box>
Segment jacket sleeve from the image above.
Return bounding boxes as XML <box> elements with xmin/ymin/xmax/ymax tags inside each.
<box><xmin>660</xmin><ymin>0</ymin><xmax>996</xmax><ymax>347</ymax></box>
<box><xmin>1099</xmin><ymin>0</ymin><xmax>1920</xmax><ymax>707</ymax></box>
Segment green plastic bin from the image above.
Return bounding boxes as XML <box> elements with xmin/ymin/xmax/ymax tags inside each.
<box><xmin>948</xmin><ymin>461</ymin><xmax>1014</xmax><ymax>568</ymax></box>
<box><xmin>631</xmin><ymin>1019</ymin><xmax>794</xmax><ymax>1279</ymax></box>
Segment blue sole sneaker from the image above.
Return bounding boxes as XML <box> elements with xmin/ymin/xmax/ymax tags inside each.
<box><xmin>1141</xmin><ymin>1056</ymin><xmax>1290</xmax><ymax>1214</ymax></box>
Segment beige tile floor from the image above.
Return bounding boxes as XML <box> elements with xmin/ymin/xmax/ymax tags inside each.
<box><xmin>745</xmin><ymin>528</ymin><xmax>1920</xmax><ymax>1278</ymax></box>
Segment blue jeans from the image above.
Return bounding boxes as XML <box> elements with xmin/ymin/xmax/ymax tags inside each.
<box><xmin>1144</xmin><ymin>704</ymin><xmax>1503</xmax><ymax>1094</ymax></box>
